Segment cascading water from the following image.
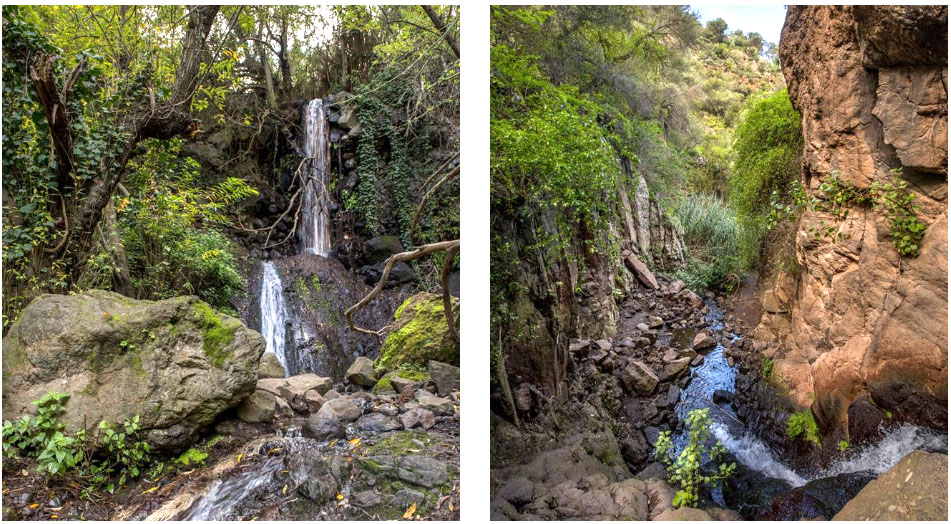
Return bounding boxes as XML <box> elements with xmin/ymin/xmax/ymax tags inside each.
<box><xmin>670</xmin><ymin>298</ymin><xmax>947</xmax><ymax>504</ymax></box>
<box><xmin>259</xmin><ymin>261</ymin><xmax>289</xmax><ymax>376</ymax></box>
<box><xmin>298</xmin><ymin>99</ymin><xmax>332</xmax><ymax>257</ymax></box>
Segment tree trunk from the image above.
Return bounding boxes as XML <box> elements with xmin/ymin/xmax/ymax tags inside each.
<box><xmin>103</xmin><ymin>198</ymin><xmax>134</xmax><ymax>297</ymax></box>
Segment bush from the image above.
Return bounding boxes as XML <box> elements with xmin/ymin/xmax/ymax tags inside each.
<box><xmin>786</xmin><ymin>410</ymin><xmax>820</xmax><ymax>447</ymax></box>
<box><xmin>655</xmin><ymin>408</ymin><xmax>736</xmax><ymax>508</ymax></box>
<box><xmin>729</xmin><ymin>90</ymin><xmax>802</xmax><ymax>267</ymax></box>
<box><xmin>674</xmin><ymin>193</ymin><xmax>741</xmax><ymax>291</ymax></box>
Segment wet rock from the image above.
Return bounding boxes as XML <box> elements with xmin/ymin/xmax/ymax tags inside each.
<box><xmin>419</xmin><ymin>395</ymin><xmax>454</xmax><ymax>416</ymax></box>
<box><xmin>499</xmin><ymin>477</ymin><xmax>535</xmax><ymax>506</ymax></box>
<box><xmin>353</xmin><ymin>413</ymin><xmax>400</xmax><ymax>433</ymax></box>
<box><xmin>346</xmin><ymin>356</ymin><xmax>377</xmax><ymax>387</ymax></box>
<box><xmin>833</xmin><ymin>451</ymin><xmax>947</xmax><ymax>521</ymax></box>
<box><xmin>847</xmin><ymin>397</ymin><xmax>890</xmax><ymax>446</ymax></box>
<box><xmin>236</xmin><ymin>390</ymin><xmax>276</xmax><ymax>423</ymax></box>
<box><xmin>428</xmin><ymin>360</ymin><xmax>460</xmax><ymax>396</ymax></box>
<box><xmin>299</xmin><ymin>475</ymin><xmax>338</xmax><ymax>502</ymax></box>
<box><xmin>712</xmin><ymin>390</ymin><xmax>734</xmax><ymax>404</ymax></box>
<box><xmin>621</xmin><ymin>361</ymin><xmax>659</xmax><ymax>396</ymax></box>
<box><xmin>362</xmin><ymin>236</ymin><xmax>404</xmax><ymax>265</ymax></box>
<box><xmin>397</xmin><ymin>454</ymin><xmax>448</xmax><ymax>487</ymax></box>
<box><xmin>400</xmin><ymin>408</ymin><xmax>435</xmax><ymax>430</ymax></box>
<box><xmin>760</xmin><ymin>472</ymin><xmax>874</xmax><ymax>520</ymax></box>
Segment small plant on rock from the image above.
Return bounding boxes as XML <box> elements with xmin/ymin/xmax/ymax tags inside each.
<box><xmin>654</xmin><ymin>408</ymin><xmax>736</xmax><ymax>508</ymax></box>
<box><xmin>786</xmin><ymin>410</ymin><xmax>820</xmax><ymax>447</ymax></box>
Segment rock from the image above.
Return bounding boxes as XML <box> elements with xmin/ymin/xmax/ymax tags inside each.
<box><xmin>278</xmin><ymin>374</ymin><xmax>333</xmax><ymax>399</ymax></box>
<box><xmin>647</xmin><ymin>316</ymin><xmax>664</xmax><ymax>328</ymax></box>
<box><xmin>353</xmin><ymin>413</ymin><xmax>400</xmax><ymax>433</ymax></box>
<box><xmin>428</xmin><ymin>360</ymin><xmax>460</xmax><ymax>396</ymax></box>
<box><xmin>302</xmin><ymin>411</ymin><xmax>345</xmax><ymax>441</ymax></box>
<box><xmin>847</xmin><ymin>397</ymin><xmax>890</xmax><ymax>446</ymax></box>
<box><xmin>625</xmin><ymin>254</ymin><xmax>658</xmax><ymax>290</ymax></box>
<box><xmin>376</xmin><ymin>293</ymin><xmax>459</xmax><ymax>373</ymax></box>
<box><xmin>236</xmin><ymin>390</ymin><xmax>276</xmax><ymax>423</ymax></box>
<box><xmin>397</xmin><ymin>454</ymin><xmax>448</xmax><ymax>488</ymax></box>
<box><xmin>621</xmin><ymin>361</ymin><xmax>659</xmax><ymax>396</ymax></box>
<box><xmin>680</xmin><ymin>289</ymin><xmax>704</xmax><ymax>308</ymax></box>
<box><xmin>692</xmin><ymin>331</ymin><xmax>716</xmax><ymax>351</ymax></box>
<box><xmin>418</xmin><ymin>395</ymin><xmax>454</xmax><ymax>416</ymax></box>
<box><xmin>363</xmin><ymin>236</ymin><xmax>404</xmax><ymax>265</ymax></box>
<box><xmin>299</xmin><ymin>475</ymin><xmax>338</xmax><ymax>502</ymax></box>
<box><xmin>712</xmin><ymin>390</ymin><xmax>735</xmax><ymax>404</ymax></box>
<box><xmin>336</xmin><ymin>106</ymin><xmax>359</xmax><ymax>131</ymax></box>
<box><xmin>594</xmin><ymin>339</ymin><xmax>612</xmax><ymax>351</ymax></box>
<box><xmin>302</xmin><ymin>389</ymin><xmax>324</xmax><ymax>412</ymax></box>
<box><xmin>393</xmin><ymin>489</ymin><xmax>426</xmax><ymax>510</ymax></box>
<box><xmin>319</xmin><ymin>397</ymin><xmax>363</xmax><ymax>422</ymax></box>
<box><xmin>0</xmin><ymin>291</ymin><xmax>264</xmax><ymax>449</ymax></box>
<box><xmin>620</xmin><ymin>432</ymin><xmax>649</xmax><ymax>466</ymax></box>
<box><xmin>668</xmin><ymin>280</ymin><xmax>686</xmax><ymax>295</ymax></box>
<box><xmin>655</xmin><ymin>507</ymin><xmax>713</xmax><ymax>521</ymax></box>
<box><xmin>361</xmin><ymin>260</ymin><xmax>416</xmax><ymax>288</ymax></box>
<box><xmin>636</xmin><ymin>323</ymin><xmax>650</xmax><ymax>332</ymax></box>
<box><xmin>351</xmin><ymin>490</ymin><xmax>384</xmax><ymax>508</ymax></box>
<box><xmin>346</xmin><ymin>356</ymin><xmax>377</xmax><ymax>387</ymax></box>
<box><xmin>667</xmin><ymin>385</ymin><xmax>681</xmax><ymax>406</ymax></box>
<box><xmin>664</xmin><ymin>357</ymin><xmax>691</xmax><ymax>379</ymax></box>
<box><xmin>400</xmin><ymin>408</ymin><xmax>435</xmax><ymax>430</ymax></box>
<box><xmin>833</xmin><ymin>451</ymin><xmax>947</xmax><ymax>520</ymax></box>
<box><xmin>324</xmin><ymin>389</ymin><xmax>341</xmax><ymax>400</ymax></box>
<box><xmin>258</xmin><ymin>352</ymin><xmax>286</xmax><ymax>378</ymax></box>
<box><xmin>390</xmin><ymin>375</ymin><xmax>416</xmax><ymax>394</ymax></box>
<box><xmin>499</xmin><ymin>477</ymin><xmax>535</xmax><ymax>506</ymax></box>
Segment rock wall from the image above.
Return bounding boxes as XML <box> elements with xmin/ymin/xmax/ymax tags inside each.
<box><xmin>759</xmin><ymin>5</ymin><xmax>947</xmax><ymax>436</ymax></box>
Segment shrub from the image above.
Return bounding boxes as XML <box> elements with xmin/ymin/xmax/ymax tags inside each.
<box><xmin>786</xmin><ymin>410</ymin><xmax>820</xmax><ymax>447</ymax></box>
<box><xmin>655</xmin><ymin>408</ymin><xmax>736</xmax><ymax>508</ymax></box>
<box><xmin>674</xmin><ymin>194</ymin><xmax>741</xmax><ymax>291</ymax></box>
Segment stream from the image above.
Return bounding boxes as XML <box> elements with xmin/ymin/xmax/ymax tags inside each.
<box><xmin>668</xmin><ymin>299</ymin><xmax>948</xmax><ymax>516</ymax></box>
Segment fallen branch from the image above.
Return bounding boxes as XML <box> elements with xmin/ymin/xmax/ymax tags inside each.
<box><xmin>345</xmin><ymin>239</ymin><xmax>460</xmax><ymax>339</ymax></box>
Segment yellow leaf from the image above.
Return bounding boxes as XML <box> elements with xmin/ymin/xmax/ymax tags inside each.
<box><xmin>336</xmin><ymin>493</ymin><xmax>343</xmax><ymax>500</ymax></box>
<box><xmin>237</xmin><ymin>453</ymin><xmax>243</xmax><ymax>463</ymax></box>
<box><xmin>403</xmin><ymin>502</ymin><xmax>417</xmax><ymax>519</ymax></box>
<box><xmin>29</xmin><ymin>503</ymin><xmax>40</xmax><ymax>509</ymax></box>
<box><xmin>268</xmin><ymin>447</ymin><xmax>282</xmax><ymax>455</ymax></box>
<box><xmin>141</xmin><ymin>486</ymin><xmax>159</xmax><ymax>495</ymax></box>
<box><xmin>349</xmin><ymin>437</ymin><xmax>361</xmax><ymax>448</ymax></box>
<box><xmin>50</xmin><ymin>515</ymin><xmax>59</xmax><ymax>519</ymax></box>
<box><xmin>281</xmin><ymin>484</ymin><xmax>288</xmax><ymax>496</ymax></box>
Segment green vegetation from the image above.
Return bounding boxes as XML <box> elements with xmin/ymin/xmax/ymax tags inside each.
<box><xmin>674</xmin><ymin>194</ymin><xmax>742</xmax><ymax>291</ymax></box>
<box><xmin>176</xmin><ymin>447</ymin><xmax>209</xmax><ymax>467</ymax></box>
<box><xmin>655</xmin><ymin>408</ymin><xmax>736</xmax><ymax>508</ymax></box>
<box><xmin>376</xmin><ymin>293</ymin><xmax>459</xmax><ymax>373</ymax></box>
<box><xmin>761</xmin><ymin>357</ymin><xmax>774</xmax><ymax>379</ymax></box>
<box><xmin>837</xmin><ymin>440</ymin><xmax>849</xmax><ymax>453</ymax></box>
<box><xmin>193</xmin><ymin>302</ymin><xmax>239</xmax><ymax>367</ymax></box>
<box><xmin>2</xmin><ymin>392</ymin><xmax>151</xmax><ymax>493</ymax></box>
<box><xmin>787</xmin><ymin>410</ymin><xmax>821</xmax><ymax>447</ymax></box>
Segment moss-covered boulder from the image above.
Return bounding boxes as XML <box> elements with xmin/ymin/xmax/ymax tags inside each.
<box><xmin>375</xmin><ymin>293</ymin><xmax>459</xmax><ymax>374</ymax></box>
<box><xmin>1</xmin><ymin>290</ymin><xmax>264</xmax><ymax>449</ymax></box>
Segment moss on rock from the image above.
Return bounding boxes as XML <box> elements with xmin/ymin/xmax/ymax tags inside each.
<box><xmin>375</xmin><ymin>293</ymin><xmax>459</xmax><ymax>374</ymax></box>
<box><xmin>193</xmin><ymin>302</ymin><xmax>239</xmax><ymax>368</ymax></box>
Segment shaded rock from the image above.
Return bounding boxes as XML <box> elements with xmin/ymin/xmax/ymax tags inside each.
<box><xmin>419</xmin><ymin>395</ymin><xmax>454</xmax><ymax>416</ymax></box>
<box><xmin>393</xmin><ymin>489</ymin><xmax>426</xmax><ymax>510</ymax></box>
<box><xmin>625</xmin><ymin>254</ymin><xmax>658</xmax><ymax>289</ymax></box>
<box><xmin>299</xmin><ymin>475</ymin><xmax>338</xmax><ymax>502</ymax></box>
<box><xmin>319</xmin><ymin>397</ymin><xmax>364</xmax><ymax>422</ymax></box>
<box><xmin>236</xmin><ymin>390</ymin><xmax>276</xmax><ymax>423</ymax></box>
<box><xmin>428</xmin><ymin>360</ymin><xmax>460</xmax><ymax>396</ymax></box>
<box><xmin>258</xmin><ymin>352</ymin><xmax>286</xmax><ymax>379</ymax></box>
<box><xmin>302</xmin><ymin>411</ymin><xmax>345</xmax><ymax>441</ymax></box>
<box><xmin>664</xmin><ymin>357</ymin><xmax>691</xmax><ymax>379</ymax></box>
<box><xmin>400</xmin><ymin>408</ymin><xmax>435</xmax><ymax>430</ymax></box>
<box><xmin>499</xmin><ymin>477</ymin><xmax>535</xmax><ymax>506</ymax></box>
<box><xmin>692</xmin><ymin>331</ymin><xmax>716</xmax><ymax>351</ymax></box>
<box><xmin>621</xmin><ymin>361</ymin><xmax>659</xmax><ymax>396</ymax></box>
<box><xmin>363</xmin><ymin>236</ymin><xmax>404</xmax><ymax>265</ymax></box>
<box><xmin>302</xmin><ymin>389</ymin><xmax>324</xmax><ymax>412</ymax></box>
<box><xmin>0</xmin><ymin>291</ymin><xmax>264</xmax><ymax>449</ymax></box>
<box><xmin>712</xmin><ymin>390</ymin><xmax>735</xmax><ymax>404</ymax></box>
<box><xmin>353</xmin><ymin>413</ymin><xmax>400</xmax><ymax>433</ymax></box>
<box><xmin>397</xmin><ymin>454</ymin><xmax>448</xmax><ymax>488</ymax></box>
<box><xmin>346</xmin><ymin>356</ymin><xmax>377</xmax><ymax>387</ymax></box>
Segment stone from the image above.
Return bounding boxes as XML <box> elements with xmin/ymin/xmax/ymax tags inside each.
<box><xmin>346</xmin><ymin>356</ymin><xmax>377</xmax><ymax>387</ymax></box>
<box><xmin>351</xmin><ymin>490</ymin><xmax>384</xmax><ymax>508</ymax></box>
<box><xmin>668</xmin><ymin>280</ymin><xmax>686</xmax><ymax>295</ymax></box>
<box><xmin>278</xmin><ymin>374</ymin><xmax>333</xmax><ymax>401</ymax></box>
<box><xmin>389</xmin><ymin>375</ymin><xmax>416</xmax><ymax>394</ymax></box>
<box><xmin>236</xmin><ymin>390</ymin><xmax>276</xmax><ymax>423</ymax></box>
<box><xmin>624</xmin><ymin>254</ymin><xmax>658</xmax><ymax>289</ymax></box>
<box><xmin>363</xmin><ymin>235</ymin><xmax>404</xmax><ymax>265</ymax></box>
<box><xmin>397</xmin><ymin>454</ymin><xmax>448</xmax><ymax>488</ymax></box>
<box><xmin>360</xmin><ymin>260</ymin><xmax>416</xmax><ymax>288</ymax></box>
<box><xmin>498</xmin><ymin>477</ymin><xmax>535</xmax><ymax>506</ymax></box>
<box><xmin>647</xmin><ymin>316</ymin><xmax>664</xmax><ymax>328</ymax></box>
<box><xmin>428</xmin><ymin>360</ymin><xmax>460</xmax><ymax>396</ymax></box>
<box><xmin>833</xmin><ymin>451</ymin><xmax>947</xmax><ymax>520</ymax></box>
<box><xmin>302</xmin><ymin>389</ymin><xmax>324</xmax><ymax>412</ymax></box>
<box><xmin>0</xmin><ymin>291</ymin><xmax>264</xmax><ymax>449</ymax></box>
<box><xmin>636</xmin><ymin>323</ymin><xmax>650</xmax><ymax>332</ymax></box>
<box><xmin>353</xmin><ymin>413</ymin><xmax>400</xmax><ymax>433</ymax></box>
<box><xmin>656</xmin><ymin>507</ymin><xmax>714</xmax><ymax>520</ymax></box>
<box><xmin>712</xmin><ymin>390</ymin><xmax>735</xmax><ymax>404</ymax></box>
<box><xmin>337</xmin><ymin>106</ymin><xmax>359</xmax><ymax>131</ymax></box>
<box><xmin>418</xmin><ymin>395</ymin><xmax>454</xmax><ymax>416</ymax></box>
<box><xmin>302</xmin><ymin>411</ymin><xmax>345</xmax><ymax>441</ymax></box>
<box><xmin>324</xmin><ymin>389</ymin><xmax>341</xmax><ymax>400</ymax></box>
<box><xmin>847</xmin><ymin>397</ymin><xmax>890</xmax><ymax>446</ymax></box>
<box><xmin>593</xmin><ymin>339</ymin><xmax>612</xmax><ymax>352</ymax></box>
<box><xmin>400</xmin><ymin>408</ymin><xmax>435</xmax><ymax>430</ymax></box>
<box><xmin>692</xmin><ymin>331</ymin><xmax>716</xmax><ymax>351</ymax></box>
<box><xmin>620</xmin><ymin>361</ymin><xmax>659</xmax><ymax>396</ymax></box>
<box><xmin>258</xmin><ymin>352</ymin><xmax>286</xmax><ymax>379</ymax></box>
<box><xmin>376</xmin><ymin>293</ymin><xmax>460</xmax><ymax>373</ymax></box>
<box><xmin>319</xmin><ymin>397</ymin><xmax>364</xmax><ymax>422</ymax></box>
<box><xmin>393</xmin><ymin>489</ymin><xmax>426</xmax><ymax>510</ymax></box>
<box><xmin>664</xmin><ymin>357</ymin><xmax>691</xmax><ymax>379</ymax></box>
<box><xmin>299</xmin><ymin>474</ymin><xmax>338</xmax><ymax>502</ymax></box>
<box><xmin>680</xmin><ymin>289</ymin><xmax>704</xmax><ymax>308</ymax></box>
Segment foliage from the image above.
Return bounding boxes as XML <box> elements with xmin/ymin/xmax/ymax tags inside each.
<box><xmin>729</xmin><ymin>90</ymin><xmax>803</xmax><ymax>267</ymax></box>
<box><xmin>673</xmin><ymin>194</ymin><xmax>742</xmax><ymax>290</ymax></box>
<box><xmin>176</xmin><ymin>447</ymin><xmax>209</xmax><ymax>467</ymax></box>
<box><xmin>812</xmin><ymin>171</ymin><xmax>926</xmax><ymax>257</ymax></box>
<box><xmin>91</xmin><ymin>416</ymin><xmax>150</xmax><ymax>492</ymax></box>
<box><xmin>654</xmin><ymin>408</ymin><xmax>736</xmax><ymax>508</ymax></box>
<box><xmin>837</xmin><ymin>440</ymin><xmax>849</xmax><ymax>453</ymax></box>
<box><xmin>786</xmin><ymin>410</ymin><xmax>820</xmax><ymax>447</ymax></box>
<box><xmin>761</xmin><ymin>357</ymin><xmax>774</xmax><ymax>379</ymax></box>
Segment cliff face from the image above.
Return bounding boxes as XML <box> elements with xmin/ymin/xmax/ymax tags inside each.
<box><xmin>761</xmin><ymin>5</ymin><xmax>947</xmax><ymax>436</ymax></box>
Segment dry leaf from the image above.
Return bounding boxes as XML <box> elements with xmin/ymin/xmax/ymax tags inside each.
<box><xmin>29</xmin><ymin>503</ymin><xmax>40</xmax><ymax>509</ymax></box>
<box><xmin>403</xmin><ymin>502</ymin><xmax>417</xmax><ymax>519</ymax></box>
<box><xmin>237</xmin><ymin>453</ymin><xmax>243</xmax><ymax>463</ymax></box>
<box><xmin>336</xmin><ymin>493</ymin><xmax>344</xmax><ymax>500</ymax></box>
<box><xmin>268</xmin><ymin>447</ymin><xmax>282</xmax><ymax>455</ymax></box>
<box><xmin>141</xmin><ymin>486</ymin><xmax>159</xmax><ymax>495</ymax></box>
<box><xmin>349</xmin><ymin>437</ymin><xmax>361</xmax><ymax>447</ymax></box>
<box><xmin>282</xmin><ymin>484</ymin><xmax>288</xmax><ymax>496</ymax></box>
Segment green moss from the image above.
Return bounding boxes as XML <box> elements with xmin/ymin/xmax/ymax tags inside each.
<box><xmin>375</xmin><ymin>293</ymin><xmax>459</xmax><ymax>373</ymax></box>
<box><xmin>193</xmin><ymin>302</ymin><xmax>239</xmax><ymax>368</ymax></box>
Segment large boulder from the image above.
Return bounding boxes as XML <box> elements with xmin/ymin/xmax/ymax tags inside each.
<box><xmin>620</xmin><ymin>361</ymin><xmax>659</xmax><ymax>396</ymax></box>
<box><xmin>375</xmin><ymin>293</ymin><xmax>459</xmax><ymax>373</ymax></box>
<box><xmin>1</xmin><ymin>291</ymin><xmax>264</xmax><ymax>449</ymax></box>
<box><xmin>833</xmin><ymin>451</ymin><xmax>947</xmax><ymax>520</ymax></box>
<box><xmin>346</xmin><ymin>356</ymin><xmax>378</xmax><ymax>387</ymax></box>
<box><xmin>362</xmin><ymin>236</ymin><xmax>405</xmax><ymax>266</ymax></box>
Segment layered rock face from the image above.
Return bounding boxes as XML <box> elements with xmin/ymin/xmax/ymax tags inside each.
<box><xmin>760</xmin><ymin>6</ymin><xmax>947</xmax><ymax>435</ymax></box>
<box><xmin>2</xmin><ymin>291</ymin><xmax>265</xmax><ymax>448</ymax></box>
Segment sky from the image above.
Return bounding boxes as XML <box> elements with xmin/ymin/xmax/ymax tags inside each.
<box><xmin>691</xmin><ymin>5</ymin><xmax>787</xmax><ymax>45</ymax></box>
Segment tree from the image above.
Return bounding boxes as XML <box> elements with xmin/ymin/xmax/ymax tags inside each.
<box><xmin>705</xmin><ymin>18</ymin><xmax>728</xmax><ymax>43</ymax></box>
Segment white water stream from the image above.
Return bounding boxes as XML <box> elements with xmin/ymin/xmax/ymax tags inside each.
<box><xmin>298</xmin><ymin>99</ymin><xmax>332</xmax><ymax>257</ymax></box>
<box><xmin>259</xmin><ymin>261</ymin><xmax>289</xmax><ymax>376</ymax></box>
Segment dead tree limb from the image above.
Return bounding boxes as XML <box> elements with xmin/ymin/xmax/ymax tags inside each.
<box><xmin>441</xmin><ymin>243</ymin><xmax>459</xmax><ymax>340</ymax></box>
<box><xmin>345</xmin><ymin>239</ymin><xmax>460</xmax><ymax>339</ymax></box>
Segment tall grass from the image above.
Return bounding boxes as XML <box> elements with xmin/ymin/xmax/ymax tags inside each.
<box><xmin>674</xmin><ymin>193</ymin><xmax>743</xmax><ymax>291</ymax></box>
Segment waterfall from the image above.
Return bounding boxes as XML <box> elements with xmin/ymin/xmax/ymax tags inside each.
<box><xmin>298</xmin><ymin>99</ymin><xmax>332</xmax><ymax>257</ymax></box>
<box><xmin>259</xmin><ymin>261</ymin><xmax>288</xmax><ymax>376</ymax></box>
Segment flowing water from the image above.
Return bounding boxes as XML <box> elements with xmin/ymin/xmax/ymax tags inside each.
<box><xmin>298</xmin><ymin>99</ymin><xmax>332</xmax><ymax>257</ymax></box>
<box><xmin>670</xmin><ymin>299</ymin><xmax>947</xmax><ymax>508</ymax></box>
<box><xmin>259</xmin><ymin>261</ymin><xmax>289</xmax><ymax>376</ymax></box>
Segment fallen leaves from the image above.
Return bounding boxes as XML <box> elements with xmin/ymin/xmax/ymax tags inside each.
<box><xmin>402</xmin><ymin>502</ymin><xmax>417</xmax><ymax>519</ymax></box>
<box><xmin>141</xmin><ymin>486</ymin><xmax>159</xmax><ymax>495</ymax></box>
